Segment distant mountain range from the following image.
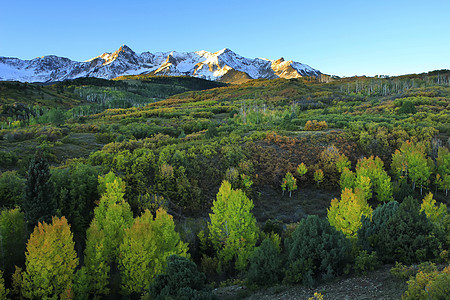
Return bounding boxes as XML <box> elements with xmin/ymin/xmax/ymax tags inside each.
<box><xmin>0</xmin><ymin>45</ymin><xmax>321</xmax><ymax>83</ymax></box>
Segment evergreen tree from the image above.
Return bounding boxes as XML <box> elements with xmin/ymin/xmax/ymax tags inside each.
<box><xmin>146</xmin><ymin>255</ymin><xmax>214</xmax><ymax>300</ymax></box>
<box><xmin>247</xmin><ymin>237</ymin><xmax>282</xmax><ymax>286</ymax></box>
<box><xmin>285</xmin><ymin>215</ymin><xmax>352</xmax><ymax>286</ymax></box>
<box><xmin>23</xmin><ymin>152</ymin><xmax>56</xmax><ymax>227</ymax></box>
<box><xmin>377</xmin><ymin>197</ymin><xmax>441</xmax><ymax>264</ymax></box>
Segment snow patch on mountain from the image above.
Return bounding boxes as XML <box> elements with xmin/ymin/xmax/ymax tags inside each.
<box><xmin>0</xmin><ymin>45</ymin><xmax>321</xmax><ymax>83</ymax></box>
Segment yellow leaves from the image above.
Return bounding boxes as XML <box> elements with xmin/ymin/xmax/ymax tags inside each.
<box><xmin>327</xmin><ymin>188</ymin><xmax>373</xmax><ymax>237</ymax></box>
<box><xmin>420</xmin><ymin>192</ymin><xmax>447</xmax><ymax>226</ymax></box>
<box><xmin>314</xmin><ymin>169</ymin><xmax>324</xmax><ymax>185</ymax></box>
<box><xmin>297</xmin><ymin>163</ymin><xmax>308</xmax><ymax>177</ymax></box>
<box><xmin>23</xmin><ymin>216</ymin><xmax>78</xmax><ymax>300</ymax></box>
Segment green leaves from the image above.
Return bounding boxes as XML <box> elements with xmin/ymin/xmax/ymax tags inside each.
<box><xmin>22</xmin><ymin>216</ymin><xmax>78</xmax><ymax>300</ymax></box>
<box><xmin>118</xmin><ymin>209</ymin><xmax>188</xmax><ymax>295</ymax></box>
<box><xmin>327</xmin><ymin>188</ymin><xmax>373</xmax><ymax>237</ymax></box>
<box><xmin>209</xmin><ymin>181</ymin><xmax>258</xmax><ymax>271</ymax></box>
<box><xmin>281</xmin><ymin>172</ymin><xmax>297</xmax><ymax>197</ymax></box>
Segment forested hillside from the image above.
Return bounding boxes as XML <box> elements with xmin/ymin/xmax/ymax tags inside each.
<box><xmin>0</xmin><ymin>72</ymin><xmax>448</xmax><ymax>299</ymax></box>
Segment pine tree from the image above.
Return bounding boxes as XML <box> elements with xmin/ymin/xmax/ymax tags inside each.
<box><xmin>23</xmin><ymin>152</ymin><xmax>56</xmax><ymax>227</ymax></box>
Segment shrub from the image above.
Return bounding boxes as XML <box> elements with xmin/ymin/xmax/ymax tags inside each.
<box><xmin>285</xmin><ymin>215</ymin><xmax>352</xmax><ymax>286</ymax></box>
<box><xmin>354</xmin><ymin>250</ymin><xmax>379</xmax><ymax>275</ymax></box>
<box><xmin>247</xmin><ymin>238</ymin><xmax>283</xmax><ymax>286</ymax></box>
<box><xmin>377</xmin><ymin>197</ymin><xmax>441</xmax><ymax>264</ymax></box>
<box><xmin>146</xmin><ymin>255</ymin><xmax>215</xmax><ymax>300</ymax></box>
<box><xmin>402</xmin><ymin>265</ymin><xmax>450</xmax><ymax>300</ymax></box>
<box><xmin>304</xmin><ymin>120</ymin><xmax>328</xmax><ymax>131</ymax></box>
<box><xmin>390</xmin><ymin>262</ymin><xmax>416</xmax><ymax>280</ymax></box>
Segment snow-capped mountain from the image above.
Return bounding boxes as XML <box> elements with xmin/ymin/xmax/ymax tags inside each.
<box><xmin>0</xmin><ymin>45</ymin><xmax>321</xmax><ymax>83</ymax></box>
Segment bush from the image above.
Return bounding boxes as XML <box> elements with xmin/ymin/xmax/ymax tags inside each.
<box><xmin>285</xmin><ymin>215</ymin><xmax>352</xmax><ymax>286</ymax></box>
<box><xmin>0</xmin><ymin>151</ymin><xmax>18</xmax><ymax>167</ymax></box>
<box><xmin>304</xmin><ymin>120</ymin><xmax>328</xmax><ymax>131</ymax></box>
<box><xmin>146</xmin><ymin>255</ymin><xmax>215</xmax><ymax>300</ymax></box>
<box><xmin>390</xmin><ymin>262</ymin><xmax>416</xmax><ymax>280</ymax></box>
<box><xmin>354</xmin><ymin>250</ymin><xmax>379</xmax><ymax>275</ymax></box>
<box><xmin>247</xmin><ymin>238</ymin><xmax>283</xmax><ymax>286</ymax></box>
<box><xmin>377</xmin><ymin>197</ymin><xmax>441</xmax><ymax>264</ymax></box>
<box><xmin>402</xmin><ymin>265</ymin><xmax>450</xmax><ymax>300</ymax></box>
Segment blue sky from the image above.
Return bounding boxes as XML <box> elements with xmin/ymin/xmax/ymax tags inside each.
<box><xmin>1</xmin><ymin>0</ymin><xmax>449</xmax><ymax>77</ymax></box>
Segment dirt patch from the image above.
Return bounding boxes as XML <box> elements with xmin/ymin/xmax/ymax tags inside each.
<box><xmin>252</xmin><ymin>185</ymin><xmax>340</xmax><ymax>224</ymax></box>
<box><xmin>214</xmin><ymin>265</ymin><xmax>407</xmax><ymax>300</ymax></box>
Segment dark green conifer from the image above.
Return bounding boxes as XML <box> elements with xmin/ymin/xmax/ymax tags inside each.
<box><xmin>23</xmin><ymin>152</ymin><xmax>56</xmax><ymax>227</ymax></box>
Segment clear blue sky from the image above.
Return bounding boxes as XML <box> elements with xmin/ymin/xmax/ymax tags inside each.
<box><xmin>1</xmin><ymin>0</ymin><xmax>449</xmax><ymax>77</ymax></box>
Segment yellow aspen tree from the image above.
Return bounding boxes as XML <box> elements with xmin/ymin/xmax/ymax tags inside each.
<box><xmin>22</xmin><ymin>216</ymin><xmax>78</xmax><ymax>300</ymax></box>
<box><xmin>327</xmin><ymin>188</ymin><xmax>373</xmax><ymax>238</ymax></box>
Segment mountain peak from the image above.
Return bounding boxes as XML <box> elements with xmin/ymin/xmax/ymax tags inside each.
<box><xmin>216</xmin><ymin>48</ymin><xmax>234</xmax><ymax>55</ymax></box>
<box><xmin>117</xmin><ymin>44</ymin><xmax>134</xmax><ymax>54</ymax></box>
<box><xmin>0</xmin><ymin>47</ymin><xmax>321</xmax><ymax>83</ymax></box>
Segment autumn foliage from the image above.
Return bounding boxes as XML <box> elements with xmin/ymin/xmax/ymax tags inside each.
<box><xmin>22</xmin><ymin>216</ymin><xmax>78</xmax><ymax>300</ymax></box>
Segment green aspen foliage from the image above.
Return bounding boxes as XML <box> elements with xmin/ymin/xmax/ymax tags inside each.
<box><xmin>83</xmin><ymin>172</ymin><xmax>133</xmax><ymax>297</ymax></box>
<box><xmin>22</xmin><ymin>216</ymin><xmax>78</xmax><ymax>300</ymax></box>
<box><xmin>336</xmin><ymin>154</ymin><xmax>351</xmax><ymax>173</ymax></box>
<box><xmin>313</xmin><ymin>169</ymin><xmax>324</xmax><ymax>185</ymax></box>
<box><xmin>0</xmin><ymin>270</ymin><xmax>8</xmax><ymax>300</ymax></box>
<box><xmin>339</xmin><ymin>167</ymin><xmax>355</xmax><ymax>190</ymax></box>
<box><xmin>297</xmin><ymin>163</ymin><xmax>307</xmax><ymax>177</ymax></box>
<box><xmin>91</xmin><ymin>172</ymin><xmax>133</xmax><ymax>261</ymax></box>
<box><xmin>391</xmin><ymin>141</ymin><xmax>431</xmax><ymax>194</ymax></box>
<box><xmin>327</xmin><ymin>188</ymin><xmax>373</xmax><ymax>238</ymax></box>
<box><xmin>118</xmin><ymin>208</ymin><xmax>188</xmax><ymax>295</ymax></box>
<box><xmin>355</xmin><ymin>156</ymin><xmax>392</xmax><ymax>202</ymax></box>
<box><xmin>83</xmin><ymin>222</ymin><xmax>110</xmax><ymax>298</ymax></box>
<box><xmin>281</xmin><ymin>172</ymin><xmax>297</xmax><ymax>197</ymax></box>
<box><xmin>420</xmin><ymin>193</ymin><xmax>447</xmax><ymax>228</ymax></box>
<box><xmin>436</xmin><ymin>146</ymin><xmax>450</xmax><ymax>196</ymax></box>
<box><xmin>208</xmin><ymin>181</ymin><xmax>258</xmax><ymax>271</ymax></box>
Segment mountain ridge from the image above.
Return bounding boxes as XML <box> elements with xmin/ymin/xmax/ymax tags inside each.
<box><xmin>0</xmin><ymin>45</ymin><xmax>321</xmax><ymax>83</ymax></box>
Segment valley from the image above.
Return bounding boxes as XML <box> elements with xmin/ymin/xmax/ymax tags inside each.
<box><xmin>0</xmin><ymin>70</ymin><xmax>448</xmax><ymax>299</ymax></box>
